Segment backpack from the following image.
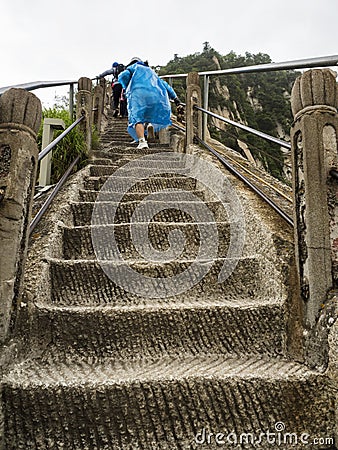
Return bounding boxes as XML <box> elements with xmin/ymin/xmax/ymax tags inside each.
<box><xmin>112</xmin><ymin>64</ymin><xmax>125</xmax><ymax>83</ymax></box>
<box><xmin>117</xmin><ymin>63</ymin><xmax>125</xmax><ymax>74</ymax></box>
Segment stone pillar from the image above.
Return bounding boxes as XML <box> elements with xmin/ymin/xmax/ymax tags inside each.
<box><xmin>38</xmin><ymin>118</ymin><xmax>65</xmax><ymax>186</ymax></box>
<box><xmin>100</xmin><ymin>78</ymin><xmax>111</xmax><ymax>112</ymax></box>
<box><xmin>0</xmin><ymin>88</ymin><xmax>42</xmax><ymax>342</ymax></box>
<box><xmin>290</xmin><ymin>69</ymin><xmax>338</xmax><ymax>332</ymax></box>
<box><xmin>101</xmin><ymin>79</ymin><xmax>112</xmax><ymax>131</ymax></box>
<box><xmin>185</xmin><ymin>72</ymin><xmax>202</xmax><ymax>151</ymax></box>
<box><xmin>76</xmin><ymin>77</ymin><xmax>92</xmax><ymax>152</ymax></box>
<box><xmin>92</xmin><ymin>84</ymin><xmax>104</xmax><ymax>133</ymax></box>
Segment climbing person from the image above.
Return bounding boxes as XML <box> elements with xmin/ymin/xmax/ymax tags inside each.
<box><xmin>119</xmin><ymin>88</ymin><xmax>128</xmax><ymax>118</ymax></box>
<box><xmin>98</xmin><ymin>61</ymin><xmax>125</xmax><ymax>117</ymax></box>
<box><xmin>118</xmin><ymin>56</ymin><xmax>182</xmax><ymax>149</ymax></box>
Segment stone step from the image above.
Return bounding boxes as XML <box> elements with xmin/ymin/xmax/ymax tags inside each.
<box><xmin>100</xmin><ymin>141</ymin><xmax>170</xmax><ymax>149</ymax></box>
<box><xmin>79</xmin><ymin>189</ymin><xmax>207</xmax><ymax>203</ymax></box>
<box><xmin>63</xmin><ymin>222</ymin><xmax>231</xmax><ymax>259</ymax></box>
<box><xmin>89</xmin><ymin>157</ymin><xmax>131</xmax><ymax>166</ymax></box>
<box><xmin>95</xmin><ymin>145</ymin><xmax>172</xmax><ymax>156</ymax></box>
<box><xmin>100</xmin><ymin>137</ymin><xmax>130</xmax><ymax>145</ymax></box>
<box><xmin>30</xmin><ymin>300</ymin><xmax>285</xmax><ymax>358</ymax></box>
<box><xmin>83</xmin><ymin>175</ymin><xmax>198</xmax><ymax>192</ymax></box>
<box><xmin>104</xmin><ymin>131</ymin><xmax>130</xmax><ymax>137</ymax></box>
<box><xmin>70</xmin><ymin>200</ymin><xmax>230</xmax><ymax>226</ymax></box>
<box><xmin>89</xmin><ymin>163</ymin><xmax>188</xmax><ymax>178</ymax></box>
<box><xmin>2</xmin><ymin>355</ymin><xmax>334</xmax><ymax>449</ymax></box>
<box><xmin>102</xmin><ymin>127</ymin><xmax>129</xmax><ymax>134</ymax></box>
<box><xmin>91</xmin><ymin>151</ymin><xmax>176</xmax><ymax>165</ymax></box>
<box><xmin>48</xmin><ymin>257</ymin><xmax>279</xmax><ymax>306</ymax></box>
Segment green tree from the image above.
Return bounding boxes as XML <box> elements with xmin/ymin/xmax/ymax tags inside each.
<box><xmin>37</xmin><ymin>106</ymin><xmax>88</xmax><ymax>184</ymax></box>
<box><xmin>160</xmin><ymin>46</ymin><xmax>299</xmax><ymax>181</ymax></box>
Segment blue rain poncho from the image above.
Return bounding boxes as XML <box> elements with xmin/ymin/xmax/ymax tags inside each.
<box><xmin>118</xmin><ymin>62</ymin><xmax>178</xmax><ymax>140</ymax></box>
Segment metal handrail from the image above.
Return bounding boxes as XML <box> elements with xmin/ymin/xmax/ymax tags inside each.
<box><xmin>194</xmin><ymin>135</ymin><xmax>294</xmax><ymax>227</ymax></box>
<box><xmin>194</xmin><ymin>105</ymin><xmax>291</xmax><ymax>150</ymax></box>
<box><xmin>171</xmin><ymin>115</ymin><xmax>294</xmax><ymax>226</ymax></box>
<box><xmin>0</xmin><ymin>80</ymin><xmax>77</xmax><ymax>95</ymax></box>
<box><xmin>330</xmin><ymin>168</ymin><xmax>338</xmax><ymax>180</ymax></box>
<box><xmin>38</xmin><ymin>115</ymin><xmax>85</xmax><ymax>161</ymax></box>
<box><xmin>30</xmin><ymin>115</ymin><xmax>86</xmax><ymax>234</ymax></box>
<box><xmin>161</xmin><ymin>54</ymin><xmax>338</xmax><ymax>79</ymax></box>
<box><xmin>29</xmin><ymin>156</ymin><xmax>80</xmax><ymax>235</ymax></box>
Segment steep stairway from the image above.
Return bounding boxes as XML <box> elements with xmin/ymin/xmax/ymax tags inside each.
<box><xmin>1</xmin><ymin>115</ymin><xmax>335</xmax><ymax>449</ymax></box>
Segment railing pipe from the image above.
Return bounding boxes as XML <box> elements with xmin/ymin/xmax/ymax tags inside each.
<box><xmin>29</xmin><ymin>156</ymin><xmax>80</xmax><ymax>235</ymax></box>
<box><xmin>69</xmin><ymin>83</ymin><xmax>75</xmax><ymax>119</ymax></box>
<box><xmin>161</xmin><ymin>55</ymin><xmax>338</xmax><ymax>79</ymax></box>
<box><xmin>38</xmin><ymin>115</ymin><xmax>84</xmax><ymax>162</ymax></box>
<box><xmin>0</xmin><ymin>80</ymin><xmax>77</xmax><ymax>95</ymax></box>
<box><xmin>330</xmin><ymin>168</ymin><xmax>338</xmax><ymax>180</ymax></box>
<box><xmin>203</xmin><ymin>75</ymin><xmax>210</xmax><ymax>140</ymax></box>
<box><xmin>195</xmin><ymin>136</ymin><xmax>294</xmax><ymax>227</ymax></box>
<box><xmin>195</xmin><ymin>105</ymin><xmax>291</xmax><ymax>150</ymax></box>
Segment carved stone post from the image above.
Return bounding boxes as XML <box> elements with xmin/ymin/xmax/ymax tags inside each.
<box><xmin>290</xmin><ymin>69</ymin><xmax>338</xmax><ymax>334</ymax></box>
<box><xmin>76</xmin><ymin>77</ymin><xmax>92</xmax><ymax>152</ymax></box>
<box><xmin>92</xmin><ymin>84</ymin><xmax>104</xmax><ymax>133</ymax></box>
<box><xmin>100</xmin><ymin>78</ymin><xmax>111</xmax><ymax>111</ymax></box>
<box><xmin>186</xmin><ymin>72</ymin><xmax>202</xmax><ymax>151</ymax></box>
<box><xmin>101</xmin><ymin>79</ymin><xmax>112</xmax><ymax>131</ymax></box>
<box><xmin>0</xmin><ymin>88</ymin><xmax>42</xmax><ymax>342</ymax></box>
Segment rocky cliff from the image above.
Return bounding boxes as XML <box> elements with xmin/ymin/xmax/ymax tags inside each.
<box><xmin>160</xmin><ymin>46</ymin><xmax>299</xmax><ymax>181</ymax></box>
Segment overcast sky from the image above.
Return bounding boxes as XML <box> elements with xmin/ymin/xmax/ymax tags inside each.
<box><xmin>2</xmin><ymin>0</ymin><xmax>338</xmax><ymax>106</ymax></box>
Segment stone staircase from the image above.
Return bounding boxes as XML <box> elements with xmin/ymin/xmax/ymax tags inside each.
<box><xmin>1</xmin><ymin>115</ymin><xmax>335</xmax><ymax>449</ymax></box>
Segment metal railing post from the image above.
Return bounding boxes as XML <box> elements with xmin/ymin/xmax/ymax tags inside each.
<box><xmin>69</xmin><ymin>83</ymin><xmax>74</xmax><ymax>120</ymax></box>
<box><xmin>0</xmin><ymin>88</ymin><xmax>42</xmax><ymax>342</ymax></box>
<box><xmin>203</xmin><ymin>75</ymin><xmax>209</xmax><ymax>140</ymax></box>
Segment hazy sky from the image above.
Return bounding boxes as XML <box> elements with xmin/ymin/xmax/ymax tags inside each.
<box><xmin>2</xmin><ymin>0</ymin><xmax>338</xmax><ymax>106</ymax></box>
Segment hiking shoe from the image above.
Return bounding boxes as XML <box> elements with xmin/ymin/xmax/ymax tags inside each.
<box><xmin>137</xmin><ymin>140</ymin><xmax>149</xmax><ymax>149</ymax></box>
<box><xmin>147</xmin><ymin>124</ymin><xmax>155</xmax><ymax>142</ymax></box>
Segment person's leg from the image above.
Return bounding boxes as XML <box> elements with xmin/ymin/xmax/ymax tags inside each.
<box><xmin>135</xmin><ymin>123</ymin><xmax>145</xmax><ymax>139</ymax></box>
<box><xmin>147</xmin><ymin>123</ymin><xmax>155</xmax><ymax>141</ymax></box>
<box><xmin>112</xmin><ymin>84</ymin><xmax>122</xmax><ymax>117</ymax></box>
<box><xmin>135</xmin><ymin>123</ymin><xmax>148</xmax><ymax>149</ymax></box>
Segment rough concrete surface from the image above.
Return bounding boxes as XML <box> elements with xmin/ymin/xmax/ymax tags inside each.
<box><xmin>0</xmin><ymin>114</ymin><xmax>336</xmax><ymax>449</ymax></box>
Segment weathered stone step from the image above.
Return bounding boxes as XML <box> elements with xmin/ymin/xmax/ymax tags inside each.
<box><xmin>63</xmin><ymin>222</ymin><xmax>231</xmax><ymax>259</ymax></box>
<box><xmin>88</xmin><ymin>158</ymin><xmax>115</xmax><ymax>165</ymax></box>
<box><xmin>79</xmin><ymin>189</ymin><xmax>207</xmax><ymax>203</ymax></box>
<box><xmin>97</xmin><ymin>144</ymin><xmax>171</xmax><ymax>155</ymax></box>
<box><xmin>2</xmin><ymin>355</ymin><xmax>333</xmax><ymax>449</ymax></box>
<box><xmin>103</xmin><ymin>131</ymin><xmax>130</xmax><ymax>138</ymax></box>
<box><xmin>89</xmin><ymin>162</ymin><xmax>188</xmax><ymax>177</ymax></box>
<box><xmin>103</xmin><ymin>126</ymin><xmax>129</xmax><ymax>132</ymax></box>
<box><xmin>101</xmin><ymin>126</ymin><xmax>129</xmax><ymax>134</ymax></box>
<box><xmin>48</xmin><ymin>257</ymin><xmax>279</xmax><ymax>306</ymax></box>
<box><xmin>100</xmin><ymin>141</ymin><xmax>170</xmax><ymax>149</ymax></box>
<box><xmin>70</xmin><ymin>200</ymin><xmax>230</xmax><ymax>226</ymax></box>
<box><xmin>100</xmin><ymin>138</ymin><xmax>131</xmax><ymax>145</ymax></box>
<box><xmin>83</xmin><ymin>175</ymin><xmax>198</xmax><ymax>192</ymax></box>
<box><xmin>31</xmin><ymin>300</ymin><xmax>285</xmax><ymax>358</ymax></box>
<box><xmin>90</xmin><ymin>152</ymin><xmax>177</xmax><ymax>167</ymax></box>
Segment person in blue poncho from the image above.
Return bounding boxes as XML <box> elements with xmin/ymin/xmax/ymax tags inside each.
<box><xmin>118</xmin><ymin>57</ymin><xmax>181</xmax><ymax>149</ymax></box>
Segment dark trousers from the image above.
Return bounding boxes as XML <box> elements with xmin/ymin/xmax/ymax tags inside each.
<box><xmin>112</xmin><ymin>83</ymin><xmax>123</xmax><ymax>109</ymax></box>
